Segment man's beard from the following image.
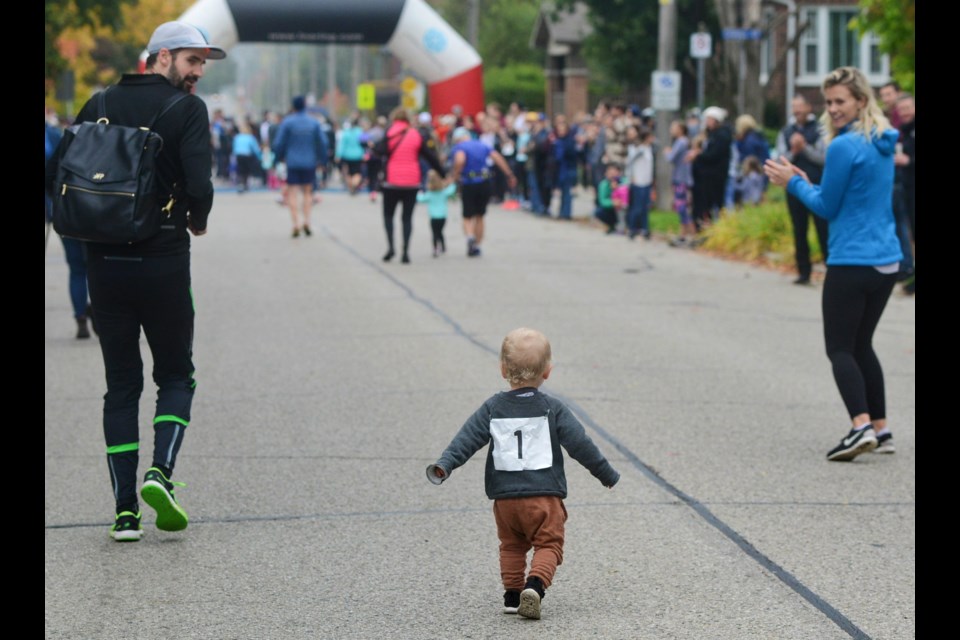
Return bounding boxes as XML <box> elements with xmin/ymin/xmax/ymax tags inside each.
<box><xmin>165</xmin><ymin>66</ymin><xmax>199</xmax><ymax>94</ymax></box>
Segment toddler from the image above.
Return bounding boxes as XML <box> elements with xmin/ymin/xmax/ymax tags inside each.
<box><xmin>427</xmin><ymin>328</ymin><xmax>620</xmax><ymax>620</ymax></box>
<box><xmin>416</xmin><ymin>169</ymin><xmax>457</xmax><ymax>257</ymax></box>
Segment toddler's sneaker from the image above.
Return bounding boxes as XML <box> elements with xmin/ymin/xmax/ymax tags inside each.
<box><xmin>826</xmin><ymin>427</ymin><xmax>877</xmax><ymax>461</ymax></box>
<box><xmin>503</xmin><ymin>590</ymin><xmax>521</xmax><ymax>614</ymax></box>
<box><xmin>141</xmin><ymin>467</ymin><xmax>189</xmax><ymax>531</ymax></box>
<box><xmin>518</xmin><ymin>576</ymin><xmax>545</xmax><ymax>620</ymax></box>
<box><xmin>109</xmin><ymin>510</ymin><xmax>143</xmax><ymax>542</ymax></box>
<box><xmin>874</xmin><ymin>432</ymin><xmax>896</xmax><ymax>454</ymax></box>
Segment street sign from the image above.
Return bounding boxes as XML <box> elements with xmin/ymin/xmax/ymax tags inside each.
<box><xmin>690</xmin><ymin>32</ymin><xmax>712</xmax><ymax>59</ymax></box>
<box><xmin>400</xmin><ymin>76</ymin><xmax>425</xmax><ymax>111</ymax></box>
<box><xmin>356</xmin><ymin>83</ymin><xmax>376</xmax><ymax>110</ymax></box>
<box><xmin>651</xmin><ymin>71</ymin><xmax>681</xmax><ymax>111</ymax></box>
<box><xmin>722</xmin><ymin>28</ymin><xmax>763</xmax><ymax>41</ymax></box>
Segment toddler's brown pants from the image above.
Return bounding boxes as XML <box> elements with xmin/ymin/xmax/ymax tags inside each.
<box><xmin>493</xmin><ymin>496</ymin><xmax>568</xmax><ymax>591</ymax></box>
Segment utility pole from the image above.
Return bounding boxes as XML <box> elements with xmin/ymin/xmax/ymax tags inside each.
<box><xmin>467</xmin><ymin>0</ymin><xmax>480</xmax><ymax>48</ymax></box>
<box><xmin>326</xmin><ymin>44</ymin><xmax>337</xmax><ymax>117</ymax></box>
<box><xmin>655</xmin><ymin>0</ymin><xmax>677</xmax><ymax>211</ymax></box>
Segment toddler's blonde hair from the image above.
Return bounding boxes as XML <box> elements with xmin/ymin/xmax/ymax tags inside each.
<box><xmin>500</xmin><ymin>328</ymin><xmax>552</xmax><ymax>386</ymax></box>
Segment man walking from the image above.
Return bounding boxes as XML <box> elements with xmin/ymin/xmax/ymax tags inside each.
<box><xmin>273</xmin><ymin>95</ymin><xmax>327</xmax><ymax>237</ymax></box>
<box><xmin>45</xmin><ymin>21</ymin><xmax>225</xmax><ymax>541</ymax></box>
<box><xmin>776</xmin><ymin>95</ymin><xmax>828</xmax><ymax>285</ymax></box>
<box><xmin>449</xmin><ymin>127</ymin><xmax>516</xmax><ymax>257</ymax></box>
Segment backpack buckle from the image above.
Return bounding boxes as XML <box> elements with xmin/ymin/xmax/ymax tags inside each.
<box><xmin>161</xmin><ymin>196</ymin><xmax>175</xmax><ymax>216</ymax></box>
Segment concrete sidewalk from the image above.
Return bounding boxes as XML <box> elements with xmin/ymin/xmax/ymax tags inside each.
<box><xmin>45</xmin><ymin>188</ymin><xmax>914</xmax><ymax>640</ymax></box>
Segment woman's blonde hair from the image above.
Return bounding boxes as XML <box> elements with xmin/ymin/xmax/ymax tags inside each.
<box><xmin>500</xmin><ymin>328</ymin><xmax>551</xmax><ymax>386</ymax></box>
<box><xmin>734</xmin><ymin>114</ymin><xmax>758</xmax><ymax>138</ymax></box>
<box><xmin>819</xmin><ymin>66</ymin><xmax>890</xmax><ymax>142</ymax></box>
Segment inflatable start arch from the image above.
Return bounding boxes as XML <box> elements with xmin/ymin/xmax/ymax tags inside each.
<box><xmin>163</xmin><ymin>0</ymin><xmax>484</xmax><ymax>115</ymax></box>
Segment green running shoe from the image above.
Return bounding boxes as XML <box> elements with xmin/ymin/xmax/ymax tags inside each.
<box><xmin>140</xmin><ymin>467</ymin><xmax>189</xmax><ymax>531</ymax></box>
<box><xmin>109</xmin><ymin>510</ymin><xmax>143</xmax><ymax>542</ymax></box>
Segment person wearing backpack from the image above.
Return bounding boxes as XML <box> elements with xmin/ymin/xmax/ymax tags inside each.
<box><xmin>44</xmin><ymin>21</ymin><xmax>225</xmax><ymax>542</ymax></box>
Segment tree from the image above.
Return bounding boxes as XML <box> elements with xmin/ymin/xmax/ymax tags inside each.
<box><xmin>45</xmin><ymin>0</ymin><xmax>132</xmax><ymax>89</ymax></box>
<box><xmin>711</xmin><ymin>0</ymin><xmax>764</xmax><ymax>120</ymax></box>
<box><xmin>554</xmin><ymin>0</ymin><xmax>720</xmax><ymax>103</ymax></box>
<box><xmin>46</xmin><ymin>0</ymin><xmax>194</xmax><ymax>113</ymax></box>
<box><xmin>852</xmin><ymin>0</ymin><xmax>914</xmax><ymax>93</ymax></box>
<box><xmin>431</xmin><ymin>0</ymin><xmax>542</xmax><ymax>66</ymax></box>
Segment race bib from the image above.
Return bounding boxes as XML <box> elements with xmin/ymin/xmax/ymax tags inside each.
<box><xmin>490</xmin><ymin>416</ymin><xmax>552</xmax><ymax>472</ymax></box>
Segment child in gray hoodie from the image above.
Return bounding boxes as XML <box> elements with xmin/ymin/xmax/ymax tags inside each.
<box><xmin>427</xmin><ymin>327</ymin><xmax>620</xmax><ymax>619</ymax></box>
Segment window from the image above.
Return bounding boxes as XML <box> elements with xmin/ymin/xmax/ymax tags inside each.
<box><xmin>867</xmin><ymin>33</ymin><xmax>883</xmax><ymax>75</ymax></box>
<box><xmin>801</xmin><ymin>9</ymin><xmax>818</xmax><ymax>77</ymax></box>
<box><xmin>760</xmin><ymin>7</ymin><xmax>777</xmax><ymax>85</ymax></box>
<box><xmin>829</xmin><ymin>9</ymin><xmax>859</xmax><ymax>69</ymax></box>
<box><xmin>795</xmin><ymin>5</ymin><xmax>889</xmax><ymax>86</ymax></box>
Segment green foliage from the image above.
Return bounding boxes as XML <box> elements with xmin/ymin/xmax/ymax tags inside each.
<box><xmin>699</xmin><ymin>186</ymin><xmax>822</xmax><ymax>265</ymax></box>
<box><xmin>556</xmin><ymin>0</ymin><xmax>719</xmax><ymax>92</ymax></box>
<box><xmin>852</xmin><ymin>0</ymin><xmax>915</xmax><ymax>92</ymax></box>
<box><xmin>478</xmin><ymin>0</ymin><xmax>542</xmax><ymax>68</ymax></box>
<box><xmin>430</xmin><ymin>0</ymin><xmax>542</xmax><ymax>68</ymax></box>
<box><xmin>484</xmin><ymin>64</ymin><xmax>545</xmax><ymax>111</ymax></box>
<box><xmin>45</xmin><ymin>0</ymin><xmax>133</xmax><ymax>84</ymax></box>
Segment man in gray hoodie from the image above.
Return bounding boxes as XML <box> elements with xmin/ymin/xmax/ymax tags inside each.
<box><xmin>427</xmin><ymin>328</ymin><xmax>620</xmax><ymax>620</ymax></box>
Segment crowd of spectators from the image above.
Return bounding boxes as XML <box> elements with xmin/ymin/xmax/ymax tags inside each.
<box><xmin>76</xmin><ymin>85</ymin><xmax>908</xmax><ymax>286</ymax></box>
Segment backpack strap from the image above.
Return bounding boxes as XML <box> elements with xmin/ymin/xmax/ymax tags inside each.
<box><xmin>147</xmin><ymin>92</ymin><xmax>190</xmax><ymax>129</ymax></box>
<box><xmin>94</xmin><ymin>86</ymin><xmax>189</xmax><ymax>129</ymax></box>
<box><xmin>387</xmin><ymin>126</ymin><xmax>411</xmax><ymax>157</ymax></box>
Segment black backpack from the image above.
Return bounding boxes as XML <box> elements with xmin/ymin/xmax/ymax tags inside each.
<box><xmin>52</xmin><ymin>88</ymin><xmax>188</xmax><ymax>244</ymax></box>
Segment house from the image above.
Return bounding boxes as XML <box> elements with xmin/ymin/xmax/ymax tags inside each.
<box><xmin>761</xmin><ymin>0</ymin><xmax>891</xmax><ymax>120</ymax></box>
<box><xmin>527</xmin><ymin>1</ymin><xmax>898</xmax><ymax>125</ymax></box>
<box><xmin>529</xmin><ymin>1</ymin><xmax>592</xmax><ymax>121</ymax></box>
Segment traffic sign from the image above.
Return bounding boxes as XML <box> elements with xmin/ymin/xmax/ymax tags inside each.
<box><xmin>722</xmin><ymin>28</ymin><xmax>763</xmax><ymax>41</ymax></box>
<box><xmin>400</xmin><ymin>76</ymin><xmax>425</xmax><ymax>111</ymax></box>
<box><xmin>690</xmin><ymin>32</ymin><xmax>712</xmax><ymax>59</ymax></box>
<box><xmin>356</xmin><ymin>83</ymin><xmax>376</xmax><ymax>110</ymax></box>
<box><xmin>651</xmin><ymin>71</ymin><xmax>681</xmax><ymax>111</ymax></box>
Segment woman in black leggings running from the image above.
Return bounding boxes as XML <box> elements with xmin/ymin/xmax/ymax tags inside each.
<box><xmin>765</xmin><ymin>67</ymin><xmax>905</xmax><ymax>461</ymax></box>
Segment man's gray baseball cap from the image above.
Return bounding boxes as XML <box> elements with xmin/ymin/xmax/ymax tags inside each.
<box><xmin>147</xmin><ymin>22</ymin><xmax>227</xmax><ymax>60</ymax></box>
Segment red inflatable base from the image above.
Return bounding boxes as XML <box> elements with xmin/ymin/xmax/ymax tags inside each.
<box><xmin>428</xmin><ymin>64</ymin><xmax>484</xmax><ymax>117</ymax></box>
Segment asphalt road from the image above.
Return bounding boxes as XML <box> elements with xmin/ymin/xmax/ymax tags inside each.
<box><xmin>45</xmin><ymin>187</ymin><xmax>915</xmax><ymax>640</ymax></box>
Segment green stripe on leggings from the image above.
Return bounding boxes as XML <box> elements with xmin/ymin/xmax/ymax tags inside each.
<box><xmin>154</xmin><ymin>415</ymin><xmax>189</xmax><ymax>427</ymax></box>
<box><xmin>106</xmin><ymin>442</ymin><xmax>139</xmax><ymax>454</ymax></box>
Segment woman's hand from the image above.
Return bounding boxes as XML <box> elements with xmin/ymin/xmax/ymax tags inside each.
<box><xmin>764</xmin><ymin>157</ymin><xmax>808</xmax><ymax>188</ymax></box>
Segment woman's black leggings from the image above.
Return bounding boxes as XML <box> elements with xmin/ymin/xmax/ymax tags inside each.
<box><xmin>382</xmin><ymin>187</ymin><xmax>418</xmax><ymax>253</ymax></box>
<box><xmin>821</xmin><ymin>265</ymin><xmax>897</xmax><ymax>420</ymax></box>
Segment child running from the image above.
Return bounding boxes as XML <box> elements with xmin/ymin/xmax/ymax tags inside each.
<box><xmin>426</xmin><ymin>327</ymin><xmax>620</xmax><ymax>620</ymax></box>
<box><xmin>416</xmin><ymin>169</ymin><xmax>457</xmax><ymax>257</ymax></box>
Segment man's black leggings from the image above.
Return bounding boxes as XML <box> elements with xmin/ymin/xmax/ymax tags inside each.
<box><xmin>821</xmin><ymin>265</ymin><xmax>897</xmax><ymax>420</ymax></box>
<box><xmin>87</xmin><ymin>252</ymin><xmax>195</xmax><ymax>511</ymax></box>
